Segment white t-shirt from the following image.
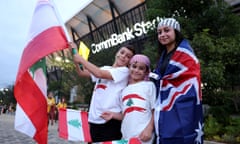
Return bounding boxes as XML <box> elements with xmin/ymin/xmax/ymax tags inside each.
<box><xmin>121</xmin><ymin>81</ymin><xmax>156</xmax><ymax>144</ymax></box>
<box><xmin>88</xmin><ymin>66</ymin><xmax>129</xmax><ymax>124</ymax></box>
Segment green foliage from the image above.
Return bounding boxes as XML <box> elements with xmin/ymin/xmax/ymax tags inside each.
<box><xmin>146</xmin><ymin>0</ymin><xmax>240</xmax><ymax>38</ymax></box>
<box><xmin>76</xmin><ymin>77</ymin><xmax>94</xmax><ymax>104</ymax></box>
<box><xmin>204</xmin><ymin>115</ymin><xmax>222</xmax><ymax>138</ymax></box>
<box><xmin>88</xmin><ymin>46</ymin><xmax>118</xmax><ymax>67</ymax></box>
<box><xmin>142</xmin><ymin>38</ymin><xmax>159</xmax><ymax>69</ymax></box>
<box><xmin>205</xmin><ymin>114</ymin><xmax>240</xmax><ymax>143</ymax></box>
<box><xmin>209</xmin><ymin>105</ymin><xmax>231</xmax><ymax>124</ymax></box>
<box><xmin>47</xmin><ymin>54</ymin><xmax>94</xmax><ymax>104</ymax></box>
<box><xmin>224</xmin><ymin>117</ymin><xmax>240</xmax><ymax>136</ymax></box>
<box><xmin>192</xmin><ymin>31</ymin><xmax>240</xmax><ymax>113</ymax></box>
<box><xmin>47</xmin><ymin>81</ymin><xmax>60</xmax><ymax>92</ymax></box>
<box><xmin>192</xmin><ymin>31</ymin><xmax>226</xmax><ymax>90</ymax></box>
<box><xmin>69</xmin><ymin>104</ymin><xmax>79</xmax><ymax>110</ymax></box>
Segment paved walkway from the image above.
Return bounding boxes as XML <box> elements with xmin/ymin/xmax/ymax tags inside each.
<box><xmin>0</xmin><ymin>114</ymin><xmax>85</xmax><ymax>144</ymax></box>
<box><xmin>0</xmin><ymin>114</ymin><xmax>225</xmax><ymax>144</ymax></box>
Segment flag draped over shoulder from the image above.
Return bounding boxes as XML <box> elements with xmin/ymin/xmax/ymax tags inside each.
<box><xmin>154</xmin><ymin>39</ymin><xmax>203</xmax><ymax>143</ymax></box>
<box><xmin>58</xmin><ymin>109</ymin><xmax>92</xmax><ymax>142</ymax></box>
<box><xmin>14</xmin><ymin>0</ymin><xmax>68</xmax><ymax>143</ymax></box>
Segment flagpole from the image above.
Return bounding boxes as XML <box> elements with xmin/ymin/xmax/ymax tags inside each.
<box><xmin>48</xmin><ymin>0</ymin><xmax>83</xmax><ymax>70</ymax></box>
<box><xmin>49</xmin><ymin>0</ymin><xmax>72</xmax><ymax>42</ymax></box>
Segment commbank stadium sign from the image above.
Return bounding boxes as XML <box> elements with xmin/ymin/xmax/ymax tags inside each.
<box><xmin>91</xmin><ymin>16</ymin><xmax>162</xmax><ymax>54</ymax></box>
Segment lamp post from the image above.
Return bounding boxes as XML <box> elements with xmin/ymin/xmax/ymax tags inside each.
<box><xmin>54</xmin><ymin>56</ymin><xmax>70</xmax><ymax>102</ymax></box>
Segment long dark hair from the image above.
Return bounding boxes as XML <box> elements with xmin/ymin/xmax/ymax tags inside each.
<box><xmin>157</xmin><ymin>29</ymin><xmax>184</xmax><ymax>59</ymax></box>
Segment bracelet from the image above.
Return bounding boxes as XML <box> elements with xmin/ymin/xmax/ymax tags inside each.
<box><xmin>79</xmin><ymin>64</ymin><xmax>83</xmax><ymax>70</ymax></box>
<box><xmin>72</xmin><ymin>48</ymin><xmax>77</xmax><ymax>55</ymax></box>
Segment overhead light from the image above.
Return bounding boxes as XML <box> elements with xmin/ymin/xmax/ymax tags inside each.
<box><xmin>55</xmin><ymin>56</ymin><xmax>62</xmax><ymax>62</ymax></box>
<box><xmin>65</xmin><ymin>59</ymin><xmax>70</xmax><ymax>63</ymax></box>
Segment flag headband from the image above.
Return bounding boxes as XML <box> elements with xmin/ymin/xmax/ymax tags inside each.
<box><xmin>157</xmin><ymin>18</ymin><xmax>180</xmax><ymax>32</ymax></box>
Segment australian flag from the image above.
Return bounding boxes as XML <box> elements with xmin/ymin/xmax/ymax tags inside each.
<box><xmin>153</xmin><ymin>39</ymin><xmax>204</xmax><ymax>144</ymax></box>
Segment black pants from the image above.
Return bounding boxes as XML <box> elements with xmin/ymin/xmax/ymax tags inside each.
<box><xmin>89</xmin><ymin>119</ymin><xmax>122</xmax><ymax>142</ymax></box>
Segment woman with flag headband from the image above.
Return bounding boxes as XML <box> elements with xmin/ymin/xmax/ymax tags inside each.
<box><xmin>151</xmin><ymin>18</ymin><xmax>204</xmax><ymax>144</ymax></box>
<box><xmin>70</xmin><ymin>42</ymin><xmax>135</xmax><ymax>143</ymax></box>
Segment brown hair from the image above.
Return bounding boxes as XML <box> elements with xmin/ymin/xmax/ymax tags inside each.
<box><xmin>121</xmin><ymin>44</ymin><xmax>136</xmax><ymax>55</ymax></box>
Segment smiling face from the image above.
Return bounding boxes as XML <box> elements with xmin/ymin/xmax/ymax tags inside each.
<box><xmin>114</xmin><ymin>47</ymin><xmax>134</xmax><ymax>67</ymax></box>
<box><xmin>129</xmin><ymin>61</ymin><xmax>148</xmax><ymax>83</ymax></box>
<box><xmin>157</xmin><ymin>26</ymin><xmax>177</xmax><ymax>51</ymax></box>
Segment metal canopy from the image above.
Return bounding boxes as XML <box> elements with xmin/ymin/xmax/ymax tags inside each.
<box><xmin>65</xmin><ymin>0</ymin><xmax>240</xmax><ymax>40</ymax></box>
<box><xmin>65</xmin><ymin>0</ymin><xmax>145</xmax><ymax>39</ymax></box>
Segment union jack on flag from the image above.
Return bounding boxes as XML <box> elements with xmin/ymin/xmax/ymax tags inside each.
<box><xmin>153</xmin><ymin>39</ymin><xmax>204</xmax><ymax>144</ymax></box>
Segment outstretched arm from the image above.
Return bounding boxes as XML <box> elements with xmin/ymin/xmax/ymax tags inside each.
<box><xmin>74</xmin><ymin>63</ymin><xmax>91</xmax><ymax>78</ymax></box>
<box><xmin>69</xmin><ymin>42</ymin><xmax>113</xmax><ymax>80</ymax></box>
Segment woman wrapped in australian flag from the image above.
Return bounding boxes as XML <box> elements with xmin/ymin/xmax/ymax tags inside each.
<box><xmin>151</xmin><ymin>18</ymin><xmax>204</xmax><ymax>144</ymax></box>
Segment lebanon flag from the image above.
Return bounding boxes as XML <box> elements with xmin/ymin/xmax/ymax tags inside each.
<box><xmin>14</xmin><ymin>0</ymin><xmax>68</xmax><ymax>143</ymax></box>
<box><xmin>59</xmin><ymin>109</ymin><xmax>92</xmax><ymax>142</ymax></box>
<box><xmin>100</xmin><ymin>137</ymin><xmax>142</xmax><ymax>144</ymax></box>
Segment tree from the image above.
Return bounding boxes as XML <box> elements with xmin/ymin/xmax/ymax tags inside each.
<box><xmin>47</xmin><ymin>53</ymin><xmax>94</xmax><ymax>105</ymax></box>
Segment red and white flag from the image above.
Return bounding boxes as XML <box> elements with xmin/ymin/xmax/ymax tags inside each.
<box><xmin>100</xmin><ymin>137</ymin><xmax>141</xmax><ymax>144</ymax></box>
<box><xmin>14</xmin><ymin>0</ymin><xmax>68</xmax><ymax>143</ymax></box>
<box><xmin>58</xmin><ymin>109</ymin><xmax>92</xmax><ymax>142</ymax></box>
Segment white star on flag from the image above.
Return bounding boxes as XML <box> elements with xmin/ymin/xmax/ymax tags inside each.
<box><xmin>195</xmin><ymin>121</ymin><xmax>204</xmax><ymax>144</ymax></box>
